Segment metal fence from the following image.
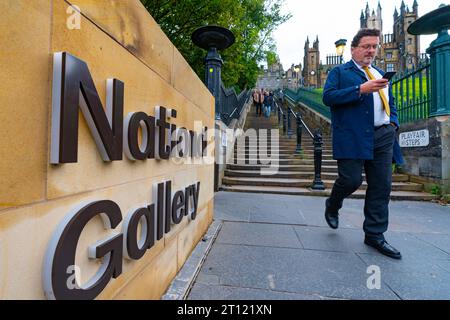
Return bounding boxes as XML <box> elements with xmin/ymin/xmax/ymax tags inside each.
<box><xmin>392</xmin><ymin>58</ymin><xmax>431</xmax><ymax>124</ymax></box>
<box><xmin>284</xmin><ymin>88</ymin><xmax>331</xmax><ymax>120</ymax></box>
<box><xmin>219</xmin><ymin>83</ymin><xmax>250</xmax><ymax>125</ymax></box>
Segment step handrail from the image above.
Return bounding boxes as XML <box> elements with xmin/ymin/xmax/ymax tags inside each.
<box><xmin>274</xmin><ymin>100</ymin><xmax>286</xmax><ymax>134</ymax></box>
<box><xmin>276</xmin><ymin>98</ymin><xmax>325</xmax><ymax>191</ymax></box>
<box><xmin>287</xmin><ymin>105</ymin><xmax>314</xmax><ymax>139</ymax></box>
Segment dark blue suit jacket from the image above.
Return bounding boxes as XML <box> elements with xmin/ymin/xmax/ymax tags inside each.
<box><xmin>323</xmin><ymin>60</ymin><xmax>404</xmax><ymax>164</ymax></box>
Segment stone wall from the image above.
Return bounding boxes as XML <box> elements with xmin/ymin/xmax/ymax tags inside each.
<box><xmin>0</xmin><ymin>0</ymin><xmax>214</xmax><ymax>299</ymax></box>
<box><xmin>215</xmin><ymin>99</ymin><xmax>252</xmax><ymax>190</ymax></box>
<box><xmin>285</xmin><ymin>98</ymin><xmax>332</xmax><ymax>136</ymax></box>
<box><xmin>399</xmin><ymin>117</ymin><xmax>450</xmax><ymax>191</ymax></box>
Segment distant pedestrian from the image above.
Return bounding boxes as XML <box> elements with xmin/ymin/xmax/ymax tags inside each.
<box><xmin>253</xmin><ymin>88</ymin><xmax>264</xmax><ymax>117</ymax></box>
<box><xmin>264</xmin><ymin>92</ymin><xmax>274</xmax><ymax>117</ymax></box>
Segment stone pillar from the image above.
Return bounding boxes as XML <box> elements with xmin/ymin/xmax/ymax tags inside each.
<box><xmin>428</xmin><ymin>29</ymin><xmax>450</xmax><ymax>118</ymax></box>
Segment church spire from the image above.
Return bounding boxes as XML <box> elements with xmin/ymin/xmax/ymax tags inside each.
<box><xmin>413</xmin><ymin>0</ymin><xmax>418</xmax><ymax>14</ymax></box>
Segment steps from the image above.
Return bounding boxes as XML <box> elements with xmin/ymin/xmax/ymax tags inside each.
<box><xmin>221</xmin><ymin>111</ymin><xmax>437</xmax><ymax>201</ymax></box>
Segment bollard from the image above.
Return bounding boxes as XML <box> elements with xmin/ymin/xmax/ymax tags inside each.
<box><xmin>295</xmin><ymin>112</ymin><xmax>303</xmax><ymax>154</ymax></box>
<box><xmin>277</xmin><ymin>104</ymin><xmax>281</xmax><ymax>127</ymax></box>
<box><xmin>311</xmin><ymin>129</ymin><xmax>325</xmax><ymax>190</ymax></box>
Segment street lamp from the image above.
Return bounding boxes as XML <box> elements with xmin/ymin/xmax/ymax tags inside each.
<box><xmin>191</xmin><ymin>26</ymin><xmax>235</xmax><ymax>121</ymax></box>
<box><xmin>310</xmin><ymin>70</ymin><xmax>316</xmax><ymax>89</ymax></box>
<box><xmin>335</xmin><ymin>39</ymin><xmax>347</xmax><ymax>64</ymax></box>
<box><xmin>294</xmin><ymin>65</ymin><xmax>300</xmax><ymax>88</ymax></box>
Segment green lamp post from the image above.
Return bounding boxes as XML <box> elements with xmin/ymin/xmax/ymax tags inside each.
<box><xmin>408</xmin><ymin>4</ymin><xmax>450</xmax><ymax>120</ymax></box>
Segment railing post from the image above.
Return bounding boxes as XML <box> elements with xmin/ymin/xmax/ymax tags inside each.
<box><xmin>287</xmin><ymin>107</ymin><xmax>293</xmax><ymax>139</ymax></box>
<box><xmin>311</xmin><ymin>129</ymin><xmax>325</xmax><ymax>190</ymax></box>
<box><xmin>277</xmin><ymin>103</ymin><xmax>281</xmax><ymax>127</ymax></box>
<box><xmin>295</xmin><ymin>112</ymin><xmax>303</xmax><ymax>154</ymax></box>
<box><xmin>282</xmin><ymin>112</ymin><xmax>287</xmax><ymax>135</ymax></box>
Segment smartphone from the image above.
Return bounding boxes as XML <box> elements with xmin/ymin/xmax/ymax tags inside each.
<box><xmin>382</xmin><ymin>71</ymin><xmax>397</xmax><ymax>80</ymax></box>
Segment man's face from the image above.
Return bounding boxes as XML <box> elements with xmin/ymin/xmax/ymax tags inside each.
<box><xmin>351</xmin><ymin>36</ymin><xmax>380</xmax><ymax>66</ymax></box>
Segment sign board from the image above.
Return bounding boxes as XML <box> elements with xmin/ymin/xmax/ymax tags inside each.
<box><xmin>399</xmin><ymin>129</ymin><xmax>429</xmax><ymax>147</ymax></box>
<box><xmin>221</xmin><ymin>132</ymin><xmax>228</xmax><ymax>148</ymax></box>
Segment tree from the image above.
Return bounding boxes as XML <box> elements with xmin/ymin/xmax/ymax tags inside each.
<box><xmin>140</xmin><ymin>0</ymin><xmax>290</xmax><ymax>91</ymax></box>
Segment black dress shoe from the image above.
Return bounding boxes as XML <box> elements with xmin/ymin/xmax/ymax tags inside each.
<box><xmin>324</xmin><ymin>199</ymin><xmax>339</xmax><ymax>229</ymax></box>
<box><xmin>364</xmin><ymin>238</ymin><xmax>402</xmax><ymax>259</ymax></box>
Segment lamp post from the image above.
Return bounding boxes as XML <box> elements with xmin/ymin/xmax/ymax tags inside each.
<box><xmin>310</xmin><ymin>70</ymin><xmax>316</xmax><ymax>89</ymax></box>
<box><xmin>191</xmin><ymin>26</ymin><xmax>235</xmax><ymax>121</ymax></box>
<box><xmin>294</xmin><ymin>65</ymin><xmax>301</xmax><ymax>89</ymax></box>
<box><xmin>335</xmin><ymin>39</ymin><xmax>347</xmax><ymax>64</ymax></box>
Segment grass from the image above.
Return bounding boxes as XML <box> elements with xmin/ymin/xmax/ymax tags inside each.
<box><xmin>393</xmin><ymin>76</ymin><xmax>430</xmax><ymax>104</ymax></box>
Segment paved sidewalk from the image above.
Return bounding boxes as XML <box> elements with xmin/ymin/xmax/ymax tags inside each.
<box><xmin>187</xmin><ymin>192</ymin><xmax>450</xmax><ymax>300</ymax></box>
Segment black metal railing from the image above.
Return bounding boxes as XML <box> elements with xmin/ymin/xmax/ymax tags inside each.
<box><xmin>275</xmin><ymin>99</ymin><xmax>325</xmax><ymax>190</ymax></box>
<box><xmin>219</xmin><ymin>83</ymin><xmax>251</xmax><ymax>125</ymax></box>
<box><xmin>392</xmin><ymin>57</ymin><xmax>431</xmax><ymax>123</ymax></box>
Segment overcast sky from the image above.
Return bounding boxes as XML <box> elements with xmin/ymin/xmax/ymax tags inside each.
<box><xmin>273</xmin><ymin>0</ymin><xmax>448</xmax><ymax>69</ymax></box>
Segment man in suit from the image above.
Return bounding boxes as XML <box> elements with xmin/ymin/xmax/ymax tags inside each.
<box><xmin>322</xmin><ymin>28</ymin><xmax>404</xmax><ymax>259</ymax></box>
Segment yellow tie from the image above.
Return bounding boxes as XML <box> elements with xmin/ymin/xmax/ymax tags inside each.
<box><xmin>362</xmin><ymin>66</ymin><xmax>390</xmax><ymax>117</ymax></box>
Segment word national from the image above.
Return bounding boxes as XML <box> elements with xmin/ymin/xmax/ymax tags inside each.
<box><xmin>50</xmin><ymin>52</ymin><xmax>209</xmax><ymax>164</ymax></box>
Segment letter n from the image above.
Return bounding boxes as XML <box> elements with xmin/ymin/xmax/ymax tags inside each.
<box><xmin>51</xmin><ymin>52</ymin><xmax>124</xmax><ymax>164</ymax></box>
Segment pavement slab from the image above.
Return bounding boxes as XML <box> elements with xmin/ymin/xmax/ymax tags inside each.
<box><xmin>171</xmin><ymin>192</ymin><xmax>450</xmax><ymax>300</ymax></box>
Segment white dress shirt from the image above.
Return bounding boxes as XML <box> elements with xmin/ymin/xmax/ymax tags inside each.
<box><xmin>352</xmin><ymin>60</ymin><xmax>390</xmax><ymax>127</ymax></box>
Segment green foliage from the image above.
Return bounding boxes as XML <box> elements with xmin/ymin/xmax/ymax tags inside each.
<box><xmin>430</xmin><ymin>184</ymin><xmax>442</xmax><ymax>196</ymax></box>
<box><xmin>393</xmin><ymin>76</ymin><xmax>430</xmax><ymax>104</ymax></box>
<box><xmin>425</xmin><ymin>183</ymin><xmax>443</xmax><ymax>196</ymax></box>
<box><xmin>140</xmin><ymin>0</ymin><xmax>291</xmax><ymax>91</ymax></box>
<box><xmin>265</xmin><ymin>50</ymin><xmax>279</xmax><ymax>67</ymax></box>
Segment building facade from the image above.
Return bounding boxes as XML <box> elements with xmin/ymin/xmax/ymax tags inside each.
<box><xmin>0</xmin><ymin>0</ymin><xmax>215</xmax><ymax>300</ymax></box>
<box><xmin>302</xmin><ymin>36</ymin><xmax>321</xmax><ymax>88</ymax></box>
<box><xmin>360</xmin><ymin>0</ymin><xmax>420</xmax><ymax>72</ymax></box>
<box><xmin>300</xmin><ymin>1</ymin><xmax>421</xmax><ymax>89</ymax></box>
<box><xmin>285</xmin><ymin>63</ymin><xmax>303</xmax><ymax>90</ymax></box>
<box><xmin>256</xmin><ymin>59</ymin><xmax>284</xmax><ymax>91</ymax></box>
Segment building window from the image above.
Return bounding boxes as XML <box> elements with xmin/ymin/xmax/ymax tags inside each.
<box><xmin>386</xmin><ymin>53</ymin><xmax>393</xmax><ymax>60</ymax></box>
<box><xmin>408</xmin><ymin>38</ymin><xmax>412</xmax><ymax>45</ymax></box>
<box><xmin>387</xmin><ymin>63</ymin><xmax>395</xmax><ymax>72</ymax></box>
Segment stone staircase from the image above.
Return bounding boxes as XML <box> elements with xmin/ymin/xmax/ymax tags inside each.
<box><xmin>220</xmin><ymin>110</ymin><xmax>438</xmax><ymax>201</ymax></box>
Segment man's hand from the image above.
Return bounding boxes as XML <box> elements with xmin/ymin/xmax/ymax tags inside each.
<box><xmin>360</xmin><ymin>79</ymin><xmax>389</xmax><ymax>94</ymax></box>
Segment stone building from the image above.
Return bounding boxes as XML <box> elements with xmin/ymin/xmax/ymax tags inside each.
<box><xmin>360</xmin><ymin>0</ymin><xmax>420</xmax><ymax>72</ymax></box>
<box><xmin>285</xmin><ymin>63</ymin><xmax>303</xmax><ymax>90</ymax></box>
<box><xmin>256</xmin><ymin>59</ymin><xmax>284</xmax><ymax>91</ymax></box>
<box><xmin>300</xmin><ymin>1</ymin><xmax>421</xmax><ymax>89</ymax></box>
<box><xmin>302</xmin><ymin>36</ymin><xmax>321</xmax><ymax>88</ymax></box>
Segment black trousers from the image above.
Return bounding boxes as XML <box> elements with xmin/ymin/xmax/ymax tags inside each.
<box><xmin>327</xmin><ymin>124</ymin><xmax>396</xmax><ymax>240</ymax></box>
<box><xmin>256</xmin><ymin>103</ymin><xmax>262</xmax><ymax>116</ymax></box>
